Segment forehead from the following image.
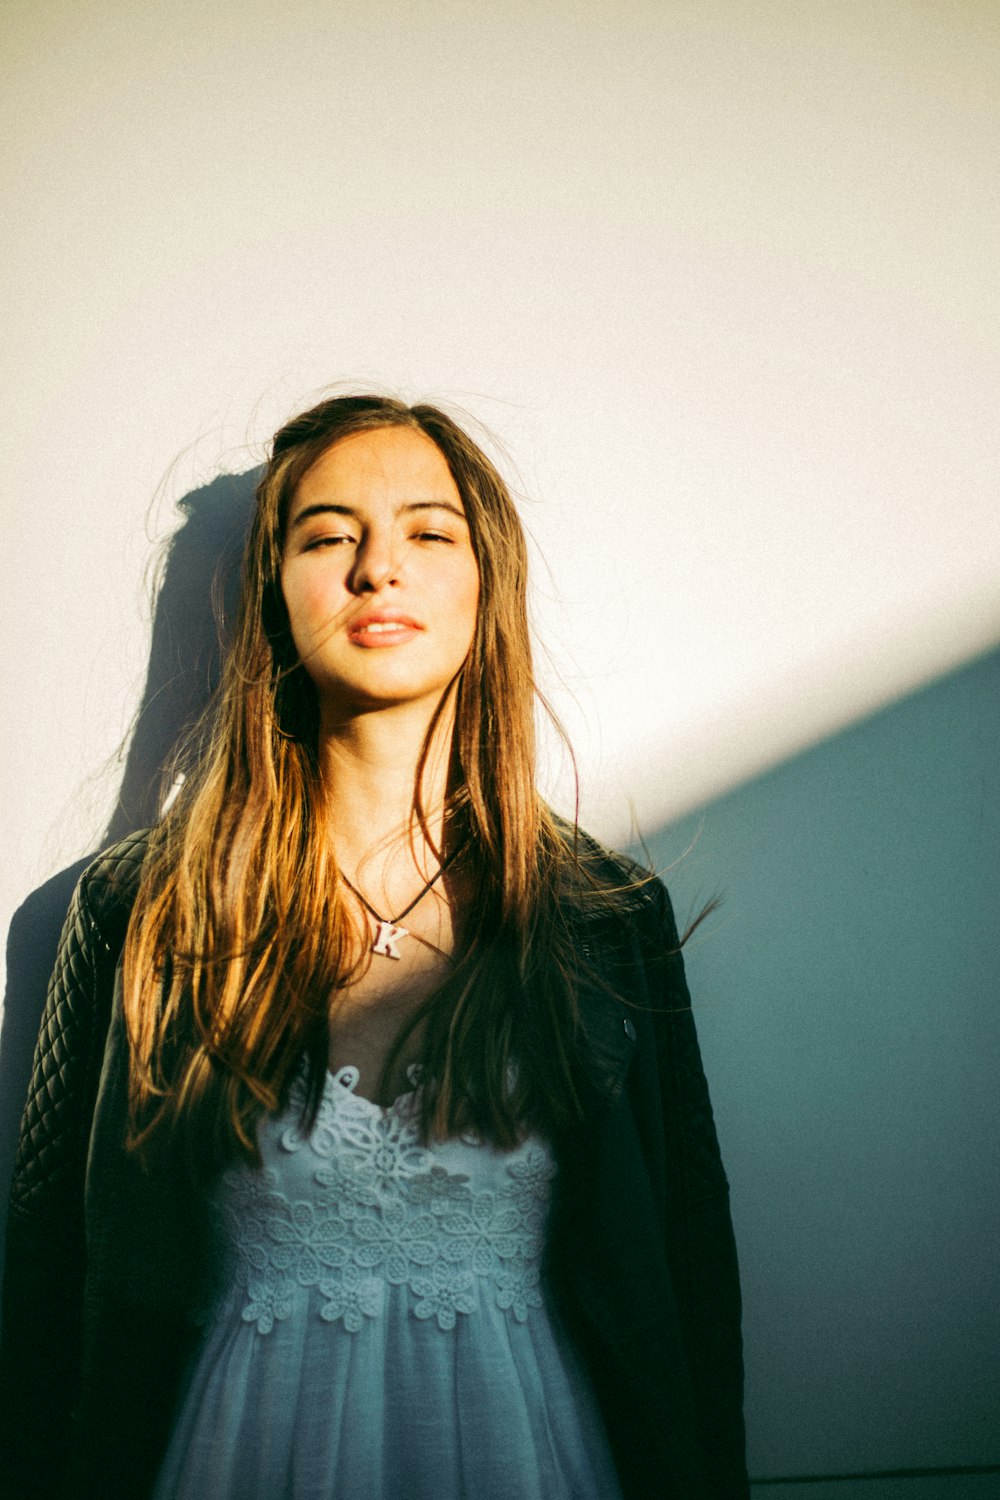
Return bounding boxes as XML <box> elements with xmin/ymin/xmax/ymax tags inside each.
<box><xmin>287</xmin><ymin>426</ymin><xmax>463</xmax><ymax>523</ymax></box>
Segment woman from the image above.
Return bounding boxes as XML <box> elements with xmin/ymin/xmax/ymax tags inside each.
<box><xmin>1</xmin><ymin>395</ymin><xmax>748</xmax><ymax>1498</ymax></box>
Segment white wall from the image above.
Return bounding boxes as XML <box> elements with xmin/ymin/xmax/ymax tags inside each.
<box><xmin>3</xmin><ymin>0</ymin><xmax>999</xmax><ymax>938</ymax></box>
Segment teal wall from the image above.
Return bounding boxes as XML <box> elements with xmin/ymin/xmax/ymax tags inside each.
<box><xmin>644</xmin><ymin>646</ymin><xmax>1000</xmax><ymax>1488</ymax></box>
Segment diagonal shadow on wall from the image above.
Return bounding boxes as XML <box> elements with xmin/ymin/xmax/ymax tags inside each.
<box><xmin>642</xmin><ymin>642</ymin><xmax>1000</xmax><ymax>1487</ymax></box>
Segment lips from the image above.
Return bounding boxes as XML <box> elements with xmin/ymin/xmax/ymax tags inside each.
<box><xmin>347</xmin><ymin>610</ymin><xmax>423</xmax><ymax>647</ymax></box>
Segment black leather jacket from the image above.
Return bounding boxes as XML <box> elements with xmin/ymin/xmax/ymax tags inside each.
<box><xmin>0</xmin><ymin>829</ymin><xmax>748</xmax><ymax>1499</ymax></box>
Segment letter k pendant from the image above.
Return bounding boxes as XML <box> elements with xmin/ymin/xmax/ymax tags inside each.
<box><xmin>372</xmin><ymin>919</ymin><xmax>408</xmax><ymax>961</ymax></box>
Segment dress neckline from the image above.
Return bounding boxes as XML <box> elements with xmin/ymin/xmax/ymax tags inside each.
<box><xmin>325</xmin><ymin>1061</ymin><xmax>425</xmax><ymax>1116</ymax></box>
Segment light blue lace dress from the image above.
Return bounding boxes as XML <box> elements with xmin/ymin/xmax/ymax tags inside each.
<box><xmin>152</xmin><ymin>1064</ymin><xmax>623</xmax><ymax>1499</ymax></box>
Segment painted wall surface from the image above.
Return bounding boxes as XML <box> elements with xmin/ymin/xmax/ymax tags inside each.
<box><xmin>652</xmin><ymin>646</ymin><xmax>1000</xmax><ymax>1481</ymax></box>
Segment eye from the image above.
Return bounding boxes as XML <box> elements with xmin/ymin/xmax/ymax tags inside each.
<box><xmin>413</xmin><ymin>529</ymin><xmax>453</xmax><ymax>544</ymax></box>
<box><xmin>303</xmin><ymin>533</ymin><xmax>356</xmax><ymax>551</ymax></box>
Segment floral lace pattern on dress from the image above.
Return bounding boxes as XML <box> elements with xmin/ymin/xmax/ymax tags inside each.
<box><xmin>211</xmin><ymin>1065</ymin><xmax>555</xmax><ymax>1336</ymax></box>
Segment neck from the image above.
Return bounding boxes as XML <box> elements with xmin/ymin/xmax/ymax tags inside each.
<box><xmin>318</xmin><ymin>695</ymin><xmax>456</xmax><ymax>877</ymax></box>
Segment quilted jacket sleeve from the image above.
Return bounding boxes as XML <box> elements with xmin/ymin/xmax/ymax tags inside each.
<box><xmin>0</xmin><ymin>874</ymin><xmax>113</xmax><ymax>1500</ymax></box>
<box><xmin>645</xmin><ymin>879</ymin><xmax>749</xmax><ymax>1499</ymax></box>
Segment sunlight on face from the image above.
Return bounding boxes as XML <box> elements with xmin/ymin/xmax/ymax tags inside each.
<box><xmin>281</xmin><ymin>427</ymin><xmax>480</xmax><ymax>718</ymax></box>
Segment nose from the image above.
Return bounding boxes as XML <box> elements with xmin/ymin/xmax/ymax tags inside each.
<box><xmin>346</xmin><ymin>527</ymin><xmax>400</xmax><ymax>595</ymax></box>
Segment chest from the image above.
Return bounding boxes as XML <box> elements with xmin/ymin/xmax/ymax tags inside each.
<box><xmin>327</xmin><ymin>903</ymin><xmax>458</xmax><ymax>1104</ymax></box>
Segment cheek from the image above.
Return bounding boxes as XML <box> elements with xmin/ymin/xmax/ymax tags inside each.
<box><xmin>278</xmin><ymin>571</ymin><xmax>305</xmax><ymax>644</ymax></box>
<box><xmin>281</xmin><ymin>566</ymin><xmax>340</xmax><ymax>638</ymax></box>
<box><xmin>279</xmin><ymin>577</ymin><xmax>327</xmax><ymax>668</ymax></box>
<box><xmin>457</xmin><ymin>572</ymin><xmax>480</xmax><ymax>652</ymax></box>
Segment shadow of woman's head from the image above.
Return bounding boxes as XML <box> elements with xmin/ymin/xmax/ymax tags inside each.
<box><xmin>104</xmin><ymin>467</ymin><xmax>260</xmax><ymax>842</ymax></box>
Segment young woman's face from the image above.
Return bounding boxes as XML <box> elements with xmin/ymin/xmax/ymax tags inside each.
<box><xmin>280</xmin><ymin>426</ymin><xmax>480</xmax><ymax>718</ymax></box>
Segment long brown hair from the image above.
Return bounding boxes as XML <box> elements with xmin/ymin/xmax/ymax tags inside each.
<box><xmin>123</xmin><ymin>394</ymin><xmax>639</xmax><ymax>1168</ymax></box>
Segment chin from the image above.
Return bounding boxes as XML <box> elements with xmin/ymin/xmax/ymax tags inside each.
<box><xmin>320</xmin><ymin>675</ymin><xmax>458</xmax><ymax>716</ymax></box>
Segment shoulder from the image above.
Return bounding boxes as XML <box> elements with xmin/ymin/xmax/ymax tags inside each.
<box><xmin>550</xmin><ymin>813</ymin><xmax>677</xmax><ymax>943</ymax></box>
<box><xmin>76</xmin><ymin>826</ymin><xmax>155</xmax><ymax>955</ymax></box>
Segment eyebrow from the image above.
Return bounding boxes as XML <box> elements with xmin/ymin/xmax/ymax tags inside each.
<box><xmin>289</xmin><ymin>500</ymin><xmax>468</xmax><ymax>531</ymax></box>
